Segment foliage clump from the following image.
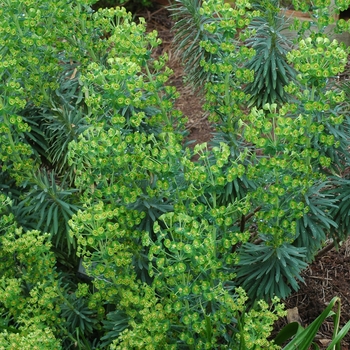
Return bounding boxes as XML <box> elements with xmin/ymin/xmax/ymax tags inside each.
<box><xmin>1</xmin><ymin>0</ymin><xmax>350</xmax><ymax>348</ymax></box>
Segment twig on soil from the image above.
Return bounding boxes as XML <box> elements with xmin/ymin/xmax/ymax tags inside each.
<box><xmin>145</xmin><ymin>6</ymin><xmax>167</xmax><ymax>21</ymax></box>
<box><xmin>308</xmin><ymin>275</ymin><xmax>332</xmax><ymax>281</ymax></box>
<box><xmin>315</xmin><ymin>240</ymin><xmax>337</xmax><ymax>260</ymax></box>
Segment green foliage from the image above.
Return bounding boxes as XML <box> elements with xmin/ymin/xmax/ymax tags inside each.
<box><xmin>93</xmin><ymin>0</ymin><xmax>153</xmax><ymax>12</ymax></box>
<box><xmin>192</xmin><ymin>0</ymin><xmax>349</xmax><ymax>298</ymax></box>
<box><xmin>100</xmin><ymin>310</ymin><xmax>129</xmax><ymax>347</ymax></box>
<box><xmin>170</xmin><ymin>0</ymin><xmax>223</xmax><ymax>90</ymax></box>
<box><xmin>0</xmin><ymin>325</ymin><xmax>62</xmax><ymax>350</ymax></box>
<box><xmin>14</xmin><ymin>170</ymin><xmax>79</xmax><ymax>254</ymax></box>
<box><xmin>0</xmin><ymin>195</ymin><xmax>62</xmax><ymax>344</ymax></box>
<box><xmin>171</xmin><ymin>0</ymin><xmax>294</xmax><ymax>106</ymax></box>
<box><xmin>0</xmin><ymin>195</ymin><xmax>103</xmax><ymax>349</ymax></box>
<box><xmin>236</xmin><ymin>241</ymin><xmax>308</xmax><ymax>299</ymax></box>
<box><xmin>244</xmin><ymin>0</ymin><xmax>296</xmax><ymax>106</ymax></box>
<box><xmin>25</xmin><ymin>62</ymin><xmax>90</xmax><ymax>182</ymax></box>
<box><xmin>2</xmin><ymin>0</ymin><xmax>350</xmax><ymax>348</ymax></box>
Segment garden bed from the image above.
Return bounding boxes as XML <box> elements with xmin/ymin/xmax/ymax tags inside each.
<box><xmin>2</xmin><ymin>0</ymin><xmax>350</xmax><ymax>347</ymax></box>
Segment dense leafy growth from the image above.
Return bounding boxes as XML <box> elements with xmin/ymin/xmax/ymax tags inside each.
<box><xmin>1</xmin><ymin>0</ymin><xmax>350</xmax><ymax>348</ymax></box>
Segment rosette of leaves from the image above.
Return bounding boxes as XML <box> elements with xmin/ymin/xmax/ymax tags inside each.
<box><xmin>100</xmin><ymin>310</ymin><xmax>129</xmax><ymax>347</ymax></box>
<box><xmin>170</xmin><ymin>0</ymin><xmax>221</xmax><ymax>90</ymax></box>
<box><xmin>293</xmin><ymin>180</ymin><xmax>338</xmax><ymax>261</ymax></box>
<box><xmin>243</xmin><ymin>0</ymin><xmax>296</xmax><ymax>107</ymax></box>
<box><xmin>59</xmin><ymin>291</ymin><xmax>97</xmax><ymax>348</ymax></box>
<box><xmin>235</xmin><ymin>238</ymin><xmax>308</xmax><ymax>300</ymax></box>
<box><xmin>13</xmin><ymin>169</ymin><xmax>80</xmax><ymax>257</ymax></box>
<box><xmin>20</xmin><ymin>63</ymin><xmax>90</xmax><ymax>186</ymax></box>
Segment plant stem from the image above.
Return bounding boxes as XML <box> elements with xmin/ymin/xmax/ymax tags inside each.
<box><xmin>306</xmin><ymin>100</ymin><xmax>314</xmax><ymax>168</ymax></box>
<box><xmin>3</xmin><ymin>114</ymin><xmax>24</xmax><ymax>165</ymax></box>
<box><xmin>212</xmin><ymin>193</ymin><xmax>217</xmax><ymax>262</ymax></box>
<box><xmin>240</xmin><ymin>205</ymin><xmax>262</xmax><ymax>232</ymax></box>
<box><xmin>144</xmin><ymin>63</ymin><xmax>171</xmax><ymax>126</ymax></box>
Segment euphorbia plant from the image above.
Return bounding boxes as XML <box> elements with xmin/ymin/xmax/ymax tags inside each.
<box><xmin>0</xmin><ymin>194</ymin><xmax>95</xmax><ymax>349</ymax></box>
<box><xmin>1</xmin><ymin>0</ymin><xmax>350</xmax><ymax>348</ymax></box>
<box><xmin>233</xmin><ymin>34</ymin><xmax>349</xmax><ymax>296</ymax></box>
<box><xmin>69</xmin><ymin>0</ymin><xmax>349</xmax><ymax>347</ymax></box>
<box><xmin>67</xmin><ymin>2</ymin><xmax>287</xmax><ymax>347</ymax></box>
<box><xmin>171</xmin><ymin>0</ymin><xmax>350</xmax><ymax>300</ymax></box>
<box><xmin>66</xmin><ymin>0</ymin><xmax>350</xmax><ymax>346</ymax></box>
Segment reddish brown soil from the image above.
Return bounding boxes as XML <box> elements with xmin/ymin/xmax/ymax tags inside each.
<box><xmin>141</xmin><ymin>5</ymin><xmax>213</xmax><ymax>146</ymax></box>
<box><xmin>141</xmin><ymin>5</ymin><xmax>350</xmax><ymax>349</ymax></box>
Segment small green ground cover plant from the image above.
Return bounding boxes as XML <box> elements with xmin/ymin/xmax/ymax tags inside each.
<box><xmin>1</xmin><ymin>0</ymin><xmax>350</xmax><ymax>348</ymax></box>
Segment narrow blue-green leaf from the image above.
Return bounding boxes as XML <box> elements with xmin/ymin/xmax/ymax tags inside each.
<box><xmin>56</xmin><ymin>198</ymin><xmax>72</xmax><ymax>211</ymax></box>
<box><xmin>53</xmin><ymin>205</ymin><xmax>59</xmax><ymax>235</ymax></box>
<box><xmin>46</xmin><ymin>203</ymin><xmax>54</xmax><ymax>229</ymax></box>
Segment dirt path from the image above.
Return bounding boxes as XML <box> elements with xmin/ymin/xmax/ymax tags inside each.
<box><xmin>142</xmin><ymin>5</ymin><xmax>213</xmax><ymax>145</ymax></box>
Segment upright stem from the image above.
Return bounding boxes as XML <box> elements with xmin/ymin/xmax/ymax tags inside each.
<box><xmin>224</xmin><ymin>71</ymin><xmax>230</xmax><ymax>107</ymax></box>
<box><xmin>305</xmin><ymin>85</ymin><xmax>316</xmax><ymax>167</ymax></box>
<box><xmin>210</xmin><ymin>193</ymin><xmax>217</xmax><ymax>292</ymax></box>
<box><xmin>145</xmin><ymin>63</ymin><xmax>171</xmax><ymax>126</ymax></box>
<box><xmin>4</xmin><ymin>115</ymin><xmax>24</xmax><ymax>165</ymax></box>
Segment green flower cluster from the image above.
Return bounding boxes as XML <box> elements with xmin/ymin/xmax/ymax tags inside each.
<box><xmin>110</xmin><ymin>285</ymin><xmax>171</xmax><ymax>349</ymax></box>
<box><xmin>69</xmin><ymin>111</ymin><xmax>285</xmax><ymax>346</ymax></box>
<box><xmin>0</xmin><ymin>194</ymin><xmax>99</xmax><ymax>347</ymax></box>
<box><xmin>237</xmin><ymin>297</ymin><xmax>285</xmax><ymax>349</ymax></box>
<box><xmin>291</xmin><ymin>0</ymin><xmax>339</xmax><ymax>29</ymax></box>
<box><xmin>0</xmin><ymin>325</ymin><xmax>61</xmax><ymax>350</ymax></box>
<box><xmin>193</xmin><ymin>0</ymin><xmax>350</xmax><ymax>301</ymax></box>
<box><xmin>147</xmin><ymin>211</ymin><xmax>247</xmax><ymax>347</ymax></box>
<box><xmin>69</xmin><ymin>200</ymin><xmax>142</xmax><ymax>280</ymax></box>
<box><xmin>287</xmin><ymin>36</ymin><xmax>348</xmax><ymax>84</ymax></box>
<box><xmin>0</xmin><ymin>196</ymin><xmax>62</xmax><ymax>345</ymax></box>
<box><xmin>78</xmin><ymin>7</ymin><xmax>185</xmax><ymax>134</ymax></box>
<box><xmin>197</xmin><ymin>0</ymin><xmax>256</xmax><ymax>127</ymax></box>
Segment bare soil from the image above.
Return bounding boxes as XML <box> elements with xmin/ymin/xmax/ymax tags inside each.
<box><xmin>139</xmin><ymin>5</ymin><xmax>350</xmax><ymax>348</ymax></box>
<box><xmin>141</xmin><ymin>5</ymin><xmax>213</xmax><ymax>146</ymax></box>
